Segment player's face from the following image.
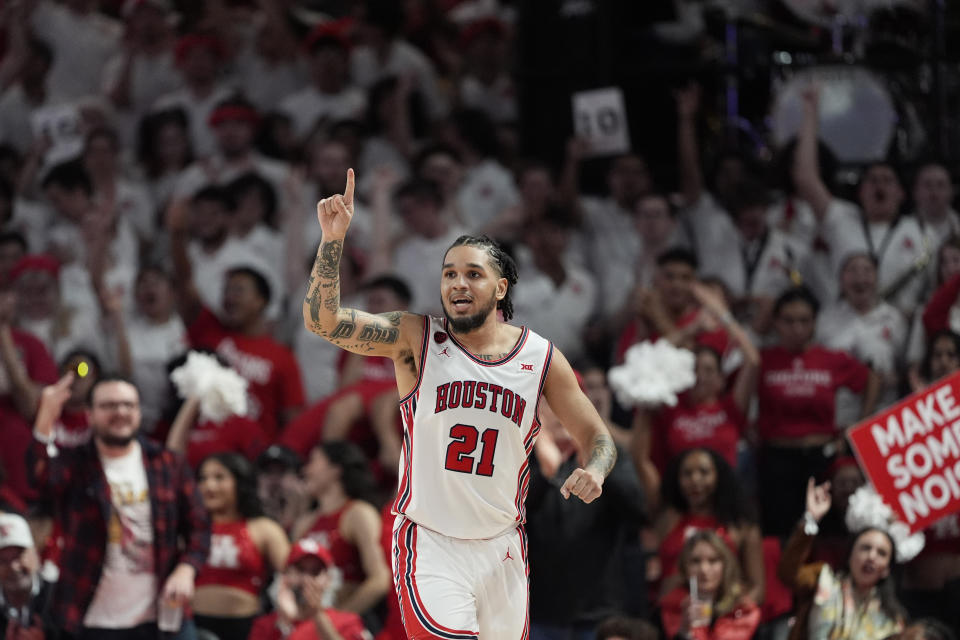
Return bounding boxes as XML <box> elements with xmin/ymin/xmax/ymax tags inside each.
<box><xmin>678</xmin><ymin>450</ymin><xmax>717</xmax><ymax>511</ymax></box>
<box><xmin>686</xmin><ymin>541</ymin><xmax>724</xmax><ymax>596</ymax></box>
<box><xmin>88</xmin><ymin>381</ymin><xmax>141</xmax><ymax>447</ymax></box>
<box><xmin>440</xmin><ymin>246</ymin><xmax>504</xmax><ymax>334</ymax></box>
<box><xmin>198</xmin><ymin>459</ymin><xmax>238</xmax><ymax>514</ymax></box>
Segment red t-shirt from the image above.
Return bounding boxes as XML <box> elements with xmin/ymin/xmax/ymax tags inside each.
<box><xmin>660</xmin><ymin>586</ymin><xmax>761</xmax><ymax>640</ymax></box>
<box><xmin>188</xmin><ymin>308</ymin><xmax>305</xmax><ymax>441</ymax></box>
<box><xmin>616</xmin><ymin>309</ymin><xmax>730</xmax><ymax>363</ymax></box>
<box><xmin>0</xmin><ymin>328</ymin><xmax>58</xmax><ymax>500</ymax></box>
<box><xmin>653</xmin><ymin>393</ymin><xmax>744</xmax><ymax>469</ymax></box>
<box><xmin>757</xmin><ymin>345</ymin><xmax>870</xmax><ymax>441</ymax></box>
<box><xmin>186</xmin><ymin>415</ymin><xmax>268</xmax><ymax>469</ymax></box>
<box><xmin>53</xmin><ymin>408</ymin><xmax>91</xmax><ymax>448</ymax></box>
<box><xmin>301</xmin><ymin>502</ymin><xmax>365</xmax><ymax>584</ymax></box>
<box><xmin>247</xmin><ymin>610</ymin><xmax>366</xmax><ymax>640</ymax></box>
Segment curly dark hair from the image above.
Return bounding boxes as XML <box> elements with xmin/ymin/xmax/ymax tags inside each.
<box><xmin>445</xmin><ymin>235</ymin><xmax>519</xmax><ymax>321</ymax></box>
<box><xmin>199</xmin><ymin>452</ymin><xmax>264</xmax><ymax>519</ymax></box>
<box><xmin>662</xmin><ymin>448</ymin><xmax>756</xmax><ymax>526</ymax></box>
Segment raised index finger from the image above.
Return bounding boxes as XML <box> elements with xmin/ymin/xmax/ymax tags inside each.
<box><xmin>343</xmin><ymin>168</ymin><xmax>355</xmax><ymax>206</ymax></box>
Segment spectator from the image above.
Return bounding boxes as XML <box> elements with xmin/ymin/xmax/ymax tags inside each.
<box><xmin>153</xmin><ymin>33</ymin><xmax>234</xmax><ymax>159</ymax></box>
<box><xmin>527</xmin><ymin>396</ymin><xmax>646</xmax><ymax>638</ymax></box>
<box><xmin>255</xmin><ymin>446</ymin><xmax>309</xmax><ymax>536</ymax></box>
<box><xmin>809</xmin><ymin>456</ymin><xmax>865</xmax><ymax>569</ymax></box>
<box><xmin>357</xmin><ymin>75</ymin><xmax>421</xmax><ymax>191</ymax></box>
<box><xmin>631</xmin><ymin>193</ymin><xmax>688</xmax><ymax>292</ymax></box>
<box><xmin>562</xmin><ymin>145</ymin><xmax>653</xmax><ymax>321</ymax></box>
<box><xmin>660</xmin><ymin>530</ymin><xmax>761</xmax><ymax>640</ymax></box>
<box><xmin>279</xmin><ymin>25</ymin><xmax>365</xmax><ymax>143</ymax></box>
<box><xmin>0</xmin><ymin>512</ymin><xmax>57</xmax><ymax>638</ymax></box>
<box><xmin>351</xmin><ymin>0</ymin><xmax>447</xmax><ymax>120</ymax></box>
<box><xmin>756</xmin><ymin>287</ymin><xmax>879</xmax><ymax>537</ymax></box>
<box><xmin>231</xmin><ymin>3</ymin><xmax>305</xmax><ymax>113</ymax></box>
<box><xmin>101</xmin><ymin>0</ymin><xmax>180</xmax><ymax>146</ymax></box>
<box><xmin>633</xmin><ymin>281</ymin><xmax>758</xmax><ymax>472</ymax></box>
<box><xmin>169</xmin><ymin>222</ymin><xmax>306</xmax><ymax>440</ymax></box>
<box><xmin>816</xmin><ymin>253</ymin><xmax>908</xmax><ymax>422</ymax></box>
<box><xmin>792</xmin><ymin>87</ymin><xmax>926</xmax><ymax>314</ymax></box>
<box><xmin>912</xmin><ymin>163</ymin><xmax>959</xmax><ymax>253</ymax></box>
<box><xmin>901</xmin><ymin>330</ymin><xmax>960</xmax><ymax>629</ymax></box>
<box><xmin>136</xmin><ymin>108</ymin><xmax>193</xmax><ymax>211</ymax></box>
<box><xmin>0</xmin><ymin>232</ymin><xmax>27</xmax><ymax>283</ymax></box>
<box><xmin>511</xmin><ymin>205</ymin><xmax>597</xmax><ymax>363</ymax></box>
<box><xmin>616</xmin><ymin>249</ymin><xmax>729</xmax><ymax>364</ymax></box>
<box><xmin>922</xmin><ymin>236</ymin><xmax>960</xmax><ymax>339</ymax></box>
<box><xmin>389</xmin><ymin>178</ymin><xmax>468</xmax><ymax>316</ymax></box>
<box><xmin>291</xmin><ymin>442</ymin><xmax>391</xmax><ymax>618</ymax></box>
<box><xmin>457</xmin><ymin>18</ymin><xmax>516</xmax><ymax>124</ymax></box>
<box><xmin>0</xmin><ymin>281</ymin><xmax>57</xmax><ymax>502</ymax></box>
<box><xmin>778</xmin><ymin>479</ymin><xmax>907</xmax><ymax>640</ymax></box>
<box><xmin>82</xmin><ymin>127</ymin><xmax>155</xmax><ymax>251</ymax></box>
<box><xmin>48</xmin><ymin>349</ymin><xmax>100</xmax><ymax>448</ymax></box>
<box><xmin>25</xmin><ymin>0</ymin><xmax>121</xmax><ymax>101</ymax></box>
<box><xmin>194</xmin><ymin>453</ymin><xmax>290</xmax><ymax>640</ymax></box>
<box><xmin>28</xmin><ymin>373</ymin><xmax>210</xmax><ymax>637</ymax></box>
<box><xmin>0</xmin><ymin>37</ymin><xmax>58</xmax><ymax>156</ymax></box>
<box><xmin>247</xmin><ymin>539</ymin><xmax>368</xmax><ymax>640</ymax></box>
<box><xmin>653</xmin><ymin>448</ymin><xmax>764</xmax><ymax>605</ymax></box>
<box><xmin>225</xmin><ymin>172</ymin><xmax>284</xmax><ymax>285</ymax></box>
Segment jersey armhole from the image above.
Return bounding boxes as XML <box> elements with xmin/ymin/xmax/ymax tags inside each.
<box><xmin>532</xmin><ymin>341</ymin><xmax>554</xmax><ymax>428</ymax></box>
<box><xmin>399</xmin><ymin>315</ymin><xmax>431</xmax><ymax>404</ymax></box>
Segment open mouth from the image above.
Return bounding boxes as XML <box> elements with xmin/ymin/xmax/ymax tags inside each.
<box><xmin>450</xmin><ymin>297</ymin><xmax>472</xmax><ymax>311</ymax></box>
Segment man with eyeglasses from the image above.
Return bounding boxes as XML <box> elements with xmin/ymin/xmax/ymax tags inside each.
<box><xmin>28</xmin><ymin>373</ymin><xmax>210</xmax><ymax>639</ymax></box>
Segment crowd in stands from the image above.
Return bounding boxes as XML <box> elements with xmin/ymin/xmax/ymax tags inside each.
<box><xmin>1</xmin><ymin>1</ymin><xmax>960</xmax><ymax>639</ymax></box>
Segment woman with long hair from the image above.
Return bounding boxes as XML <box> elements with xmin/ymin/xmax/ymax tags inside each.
<box><xmin>194</xmin><ymin>453</ymin><xmax>290</xmax><ymax>640</ymax></box>
<box><xmin>660</xmin><ymin>530</ymin><xmax>761</xmax><ymax>640</ymax></box>
<box><xmin>291</xmin><ymin>441</ymin><xmax>391</xmax><ymax>617</ymax></box>
<box><xmin>778</xmin><ymin>479</ymin><xmax>908</xmax><ymax>640</ymax></box>
<box><xmin>655</xmin><ymin>448</ymin><xmax>764</xmax><ymax>605</ymax></box>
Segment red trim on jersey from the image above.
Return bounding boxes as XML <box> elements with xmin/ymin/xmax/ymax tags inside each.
<box><xmin>393</xmin><ymin>397</ymin><xmax>417</xmax><ymax>514</ymax></box>
<box><xmin>394</xmin><ymin>518</ymin><xmax>479</xmax><ymax>640</ymax></box>
<box><xmin>531</xmin><ymin>343</ymin><xmax>554</xmax><ymax>427</ymax></box>
<box><xmin>444</xmin><ymin>320</ymin><xmax>529</xmax><ymax>367</ymax></box>
<box><xmin>400</xmin><ymin>316</ymin><xmax>432</xmax><ymax>404</ymax></box>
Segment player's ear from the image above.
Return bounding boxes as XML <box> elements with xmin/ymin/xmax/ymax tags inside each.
<box><xmin>496</xmin><ymin>277</ymin><xmax>507</xmax><ymax>300</ymax></box>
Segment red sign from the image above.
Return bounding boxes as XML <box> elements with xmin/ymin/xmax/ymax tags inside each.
<box><xmin>849</xmin><ymin>370</ymin><xmax>960</xmax><ymax>533</ymax></box>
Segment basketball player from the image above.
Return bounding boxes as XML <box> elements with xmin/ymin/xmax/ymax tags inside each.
<box><xmin>303</xmin><ymin>169</ymin><xmax>617</xmax><ymax>639</ymax></box>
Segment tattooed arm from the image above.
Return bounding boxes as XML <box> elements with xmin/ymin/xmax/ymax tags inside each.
<box><xmin>542</xmin><ymin>347</ymin><xmax>616</xmax><ymax>504</ymax></box>
<box><xmin>302</xmin><ymin>169</ymin><xmax>421</xmax><ymax>360</ymax></box>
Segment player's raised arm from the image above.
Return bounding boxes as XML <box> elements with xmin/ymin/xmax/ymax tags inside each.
<box><xmin>542</xmin><ymin>348</ymin><xmax>617</xmax><ymax>503</ymax></box>
<box><xmin>302</xmin><ymin>169</ymin><xmax>420</xmax><ymax>359</ymax></box>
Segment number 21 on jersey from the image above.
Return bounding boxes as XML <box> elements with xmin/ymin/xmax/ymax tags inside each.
<box><xmin>444</xmin><ymin>425</ymin><xmax>499</xmax><ymax>476</ymax></box>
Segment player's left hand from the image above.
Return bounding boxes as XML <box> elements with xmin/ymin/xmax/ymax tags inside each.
<box><xmin>560</xmin><ymin>467</ymin><xmax>603</xmax><ymax>503</ymax></box>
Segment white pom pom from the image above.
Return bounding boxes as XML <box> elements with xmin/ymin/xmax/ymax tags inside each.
<box><xmin>844</xmin><ymin>485</ymin><xmax>925</xmax><ymax>563</ymax></box>
<box><xmin>607</xmin><ymin>340</ymin><xmax>696</xmax><ymax>408</ymax></box>
<box><xmin>170</xmin><ymin>351</ymin><xmax>248</xmax><ymax>423</ymax></box>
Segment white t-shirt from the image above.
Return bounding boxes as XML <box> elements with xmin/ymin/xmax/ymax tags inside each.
<box><xmin>101</xmin><ymin>50</ymin><xmax>182</xmax><ymax>147</ymax></box>
<box><xmin>459</xmin><ymin>74</ymin><xmax>517</xmax><ymax>123</ymax></box>
<box><xmin>124</xmin><ymin>314</ymin><xmax>187</xmax><ymax>433</ymax></box>
<box><xmin>172</xmin><ymin>153</ymin><xmax>291</xmax><ymax>205</ymax></box>
<box><xmin>187</xmin><ymin>237</ymin><xmax>284</xmax><ymax>321</ymax></box>
<box><xmin>0</xmin><ymin>85</ymin><xmax>63</xmax><ymax>154</ymax></box>
<box><xmin>392</xmin><ymin>226</ymin><xmax>469</xmax><ymax>316</ymax></box>
<box><xmin>351</xmin><ymin>40</ymin><xmax>447</xmax><ymax>119</ymax></box>
<box><xmin>454</xmin><ymin>159</ymin><xmax>520</xmax><ymax>233</ymax></box>
<box><xmin>31</xmin><ymin>2</ymin><xmax>121</xmax><ymax>100</ymax></box>
<box><xmin>580</xmin><ymin>196</ymin><xmax>642</xmax><ymax>319</ymax></box>
<box><xmin>278</xmin><ymin>86</ymin><xmax>366</xmax><ymax>141</ymax></box>
<box><xmin>234</xmin><ymin>37</ymin><xmax>307</xmax><ymax>112</ymax></box>
<box><xmin>84</xmin><ymin>442</ymin><xmax>158</xmax><ymax>628</ymax></box>
<box><xmin>511</xmin><ymin>260</ymin><xmax>597</xmax><ymax>363</ymax></box>
<box><xmin>821</xmin><ymin>202</ymin><xmax>928</xmax><ymax>314</ymax></box>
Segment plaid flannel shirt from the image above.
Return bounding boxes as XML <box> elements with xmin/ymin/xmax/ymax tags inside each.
<box><xmin>28</xmin><ymin>436</ymin><xmax>210</xmax><ymax>634</ymax></box>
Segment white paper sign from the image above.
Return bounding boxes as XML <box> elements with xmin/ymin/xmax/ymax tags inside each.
<box><xmin>572</xmin><ymin>87</ymin><xmax>630</xmax><ymax>157</ymax></box>
<box><xmin>30</xmin><ymin>103</ymin><xmax>84</xmax><ymax>166</ymax></box>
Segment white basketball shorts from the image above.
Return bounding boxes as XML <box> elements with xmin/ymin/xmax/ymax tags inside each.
<box><xmin>392</xmin><ymin>516</ymin><xmax>529</xmax><ymax>639</ymax></box>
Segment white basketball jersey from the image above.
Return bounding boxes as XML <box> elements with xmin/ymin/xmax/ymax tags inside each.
<box><xmin>392</xmin><ymin>316</ymin><xmax>553</xmax><ymax>539</ymax></box>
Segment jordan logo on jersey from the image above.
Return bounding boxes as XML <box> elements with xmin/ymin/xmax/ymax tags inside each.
<box><xmin>437</xmin><ymin>347</ymin><xmax>451</xmax><ymax>358</ymax></box>
<box><xmin>503</xmin><ymin>549</ymin><xmax>513</xmax><ymax>562</ymax></box>
<box><xmin>435</xmin><ymin>381</ymin><xmax>527</xmax><ymax>427</ymax></box>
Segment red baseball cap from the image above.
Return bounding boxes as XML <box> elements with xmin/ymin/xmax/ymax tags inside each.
<box><xmin>287</xmin><ymin>538</ymin><xmax>334</xmax><ymax>570</ymax></box>
<box><xmin>9</xmin><ymin>254</ymin><xmax>60</xmax><ymax>282</ymax></box>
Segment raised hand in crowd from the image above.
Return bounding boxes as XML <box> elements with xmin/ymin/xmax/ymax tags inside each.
<box><xmin>805</xmin><ymin>477</ymin><xmax>832</xmax><ymax>524</ymax></box>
